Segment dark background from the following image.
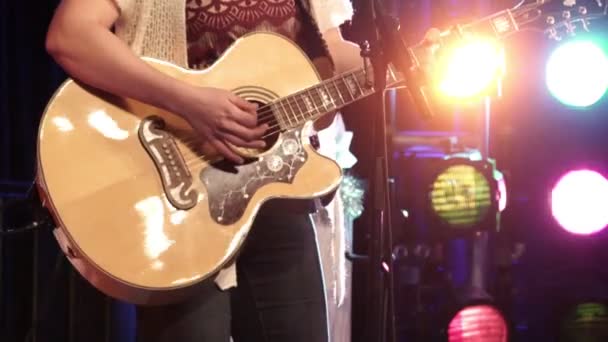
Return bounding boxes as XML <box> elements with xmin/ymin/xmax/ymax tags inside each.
<box><xmin>2</xmin><ymin>0</ymin><xmax>608</xmax><ymax>341</ymax></box>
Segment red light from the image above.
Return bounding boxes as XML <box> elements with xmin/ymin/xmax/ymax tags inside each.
<box><xmin>448</xmin><ymin>305</ymin><xmax>508</xmax><ymax>342</ymax></box>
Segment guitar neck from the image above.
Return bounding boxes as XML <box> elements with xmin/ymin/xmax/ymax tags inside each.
<box><xmin>272</xmin><ymin>0</ymin><xmax>606</xmax><ymax>129</ymax></box>
<box><xmin>407</xmin><ymin>8</ymin><xmax>524</xmax><ymax>76</ymax></box>
<box><xmin>270</xmin><ymin>67</ymin><xmax>376</xmax><ymax>130</ymax></box>
<box><xmin>271</xmin><ymin>8</ymin><xmax>526</xmax><ymax>130</ymax></box>
<box><xmin>458</xmin><ymin>8</ymin><xmax>522</xmax><ymax>39</ymax></box>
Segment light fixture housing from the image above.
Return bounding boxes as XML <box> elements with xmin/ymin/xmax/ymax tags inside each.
<box><xmin>426</xmin><ymin>157</ymin><xmax>501</xmax><ymax>239</ymax></box>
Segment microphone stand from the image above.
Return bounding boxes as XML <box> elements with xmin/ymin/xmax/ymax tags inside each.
<box><xmin>343</xmin><ymin>1</ymin><xmax>435</xmax><ymax>340</ymax></box>
<box><xmin>374</xmin><ymin>0</ymin><xmax>442</xmax><ymax>338</ymax></box>
<box><xmin>342</xmin><ymin>2</ymin><xmax>393</xmax><ymax>341</ymax></box>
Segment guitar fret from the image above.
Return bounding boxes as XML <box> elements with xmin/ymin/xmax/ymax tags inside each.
<box><xmin>305</xmin><ymin>89</ymin><xmax>321</xmax><ymax>119</ymax></box>
<box><xmin>340</xmin><ymin>75</ymin><xmax>355</xmax><ymax>101</ymax></box>
<box><xmin>293</xmin><ymin>94</ymin><xmax>306</xmax><ymax>123</ymax></box>
<box><xmin>278</xmin><ymin>99</ymin><xmax>293</xmax><ymax>128</ymax></box>
<box><xmin>317</xmin><ymin>87</ymin><xmax>328</xmax><ymax>114</ymax></box>
<box><xmin>271</xmin><ymin>103</ymin><xmax>287</xmax><ymax>129</ymax></box>
<box><xmin>355</xmin><ymin>71</ymin><xmax>368</xmax><ymax>95</ymax></box>
<box><xmin>271</xmin><ymin>68</ymin><xmax>378</xmax><ymax>132</ymax></box>
<box><xmin>288</xmin><ymin>98</ymin><xmax>299</xmax><ymax>125</ymax></box>
<box><xmin>321</xmin><ymin>84</ymin><xmax>335</xmax><ymax>111</ymax></box>
<box><xmin>285</xmin><ymin>97</ymin><xmax>299</xmax><ymax>123</ymax></box>
<box><xmin>323</xmin><ymin>82</ymin><xmax>335</xmax><ymax>107</ymax></box>
<box><xmin>305</xmin><ymin>91</ymin><xmax>316</xmax><ymax>119</ymax></box>
<box><xmin>330</xmin><ymin>79</ymin><xmax>345</xmax><ymax>106</ymax></box>
<box><xmin>336</xmin><ymin>77</ymin><xmax>353</xmax><ymax>104</ymax></box>
<box><xmin>315</xmin><ymin>88</ymin><xmax>328</xmax><ymax>113</ymax></box>
<box><xmin>346</xmin><ymin>72</ymin><xmax>363</xmax><ymax>99</ymax></box>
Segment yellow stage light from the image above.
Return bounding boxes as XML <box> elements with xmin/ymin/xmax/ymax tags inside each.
<box><xmin>430</xmin><ymin>164</ymin><xmax>493</xmax><ymax>228</ymax></box>
<box><xmin>436</xmin><ymin>38</ymin><xmax>505</xmax><ymax>99</ymax></box>
<box><xmin>394</xmin><ymin>154</ymin><xmax>503</xmax><ymax>240</ymax></box>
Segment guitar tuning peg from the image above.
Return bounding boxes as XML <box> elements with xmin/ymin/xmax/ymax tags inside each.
<box><xmin>559</xmin><ymin>11</ymin><xmax>579</xmax><ymax>36</ymax></box>
<box><xmin>579</xmin><ymin>6</ymin><xmax>588</xmax><ymax>15</ymax></box>
<box><xmin>548</xmin><ymin>27</ymin><xmax>563</xmax><ymax>41</ymax></box>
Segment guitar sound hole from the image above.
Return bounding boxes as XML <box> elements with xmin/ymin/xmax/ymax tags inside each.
<box><xmin>206</xmin><ymin>98</ymin><xmax>291</xmax><ymax>175</ymax></box>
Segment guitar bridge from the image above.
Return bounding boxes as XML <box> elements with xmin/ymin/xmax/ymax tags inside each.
<box><xmin>138</xmin><ymin>116</ymin><xmax>198</xmax><ymax>210</ymax></box>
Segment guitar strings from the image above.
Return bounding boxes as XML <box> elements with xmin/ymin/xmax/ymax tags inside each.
<box><xmin>175</xmin><ymin>102</ymin><xmax>311</xmax><ymax>158</ymax></box>
<box><xmin>177</xmin><ymin>101</ymin><xmax>323</xmax><ymax>168</ymax></box>
<box><xmin>165</xmin><ymin>68</ymin><xmax>368</xmax><ymax>167</ymax></box>
<box><xmin>259</xmin><ymin>67</ymin><xmax>365</xmax><ymax>121</ymax></box>
<box><xmin>178</xmin><ymin>121</ymin><xmax>294</xmax><ymax>168</ymax></box>
<box><xmin>178</xmin><ymin>83</ymin><xmax>369</xmax><ymax>166</ymax></box>
<box><xmin>178</xmin><ymin>67</ymin><xmax>366</xmax><ymax>139</ymax></box>
<box><xmin>178</xmin><ymin>94</ymin><xmax>336</xmax><ymax>167</ymax></box>
<box><xmin>176</xmin><ymin>68</ymin><xmax>367</xmax><ymax>150</ymax></box>
<box><xmin>174</xmin><ymin>77</ymin><xmax>350</xmax><ymax>158</ymax></box>
<box><xmin>247</xmin><ymin>68</ymin><xmax>365</xmax><ymax>125</ymax></box>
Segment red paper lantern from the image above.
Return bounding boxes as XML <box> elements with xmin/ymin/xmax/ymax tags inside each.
<box><xmin>448</xmin><ymin>305</ymin><xmax>508</xmax><ymax>342</ymax></box>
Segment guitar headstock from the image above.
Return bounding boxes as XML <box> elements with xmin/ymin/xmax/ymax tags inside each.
<box><xmin>509</xmin><ymin>0</ymin><xmax>607</xmax><ymax>40</ymax></box>
<box><xmin>403</xmin><ymin>0</ymin><xmax>607</xmax><ymax>91</ymax></box>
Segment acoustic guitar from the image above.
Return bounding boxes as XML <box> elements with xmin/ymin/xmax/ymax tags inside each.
<box><xmin>36</xmin><ymin>0</ymin><xmax>606</xmax><ymax>304</ymax></box>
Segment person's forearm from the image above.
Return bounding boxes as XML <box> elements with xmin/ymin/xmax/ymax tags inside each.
<box><xmin>46</xmin><ymin>17</ymin><xmax>189</xmax><ymax>113</ymax></box>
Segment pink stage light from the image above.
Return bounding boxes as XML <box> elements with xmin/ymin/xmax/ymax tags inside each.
<box><xmin>448</xmin><ymin>305</ymin><xmax>508</xmax><ymax>342</ymax></box>
<box><xmin>551</xmin><ymin>170</ymin><xmax>608</xmax><ymax>235</ymax></box>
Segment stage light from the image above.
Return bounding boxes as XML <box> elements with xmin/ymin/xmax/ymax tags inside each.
<box><xmin>437</xmin><ymin>38</ymin><xmax>504</xmax><ymax>99</ymax></box>
<box><xmin>546</xmin><ymin>40</ymin><xmax>608</xmax><ymax>108</ymax></box>
<box><xmin>561</xmin><ymin>302</ymin><xmax>608</xmax><ymax>341</ymax></box>
<box><xmin>428</xmin><ymin>157</ymin><xmax>503</xmax><ymax>235</ymax></box>
<box><xmin>430</xmin><ymin>164</ymin><xmax>493</xmax><ymax>228</ymax></box>
<box><xmin>448</xmin><ymin>304</ymin><xmax>508</xmax><ymax>342</ymax></box>
<box><xmin>394</xmin><ymin>150</ymin><xmax>503</xmax><ymax>240</ymax></box>
<box><xmin>495</xmin><ymin>169</ymin><xmax>507</xmax><ymax>212</ymax></box>
<box><xmin>551</xmin><ymin>170</ymin><xmax>608</xmax><ymax>235</ymax></box>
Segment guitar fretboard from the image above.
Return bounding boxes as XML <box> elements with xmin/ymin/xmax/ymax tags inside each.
<box><xmin>270</xmin><ymin>68</ymin><xmax>377</xmax><ymax>130</ymax></box>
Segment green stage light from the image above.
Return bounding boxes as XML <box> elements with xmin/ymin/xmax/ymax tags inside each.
<box><xmin>561</xmin><ymin>302</ymin><xmax>608</xmax><ymax>342</ymax></box>
<box><xmin>422</xmin><ymin>156</ymin><xmax>503</xmax><ymax>238</ymax></box>
<box><xmin>394</xmin><ymin>152</ymin><xmax>503</xmax><ymax>240</ymax></box>
<box><xmin>430</xmin><ymin>164</ymin><xmax>493</xmax><ymax>229</ymax></box>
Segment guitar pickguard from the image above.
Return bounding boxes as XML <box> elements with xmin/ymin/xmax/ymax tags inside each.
<box><xmin>200</xmin><ymin>129</ymin><xmax>307</xmax><ymax>225</ymax></box>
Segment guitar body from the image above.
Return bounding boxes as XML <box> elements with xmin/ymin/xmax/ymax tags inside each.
<box><xmin>37</xmin><ymin>32</ymin><xmax>342</xmax><ymax>305</ymax></box>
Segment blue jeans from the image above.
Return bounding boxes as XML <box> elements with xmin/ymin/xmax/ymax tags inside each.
<box><xmin>136</xmin><ymin>210</ymin><xmax>329</xmax><ymax>342</ymax></box>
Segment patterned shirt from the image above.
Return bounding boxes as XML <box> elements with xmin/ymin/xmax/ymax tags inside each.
<box><xmin>186</xmin><ymin>0</ymin><xmax>301</xmax><ymax>69</ymax></box>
